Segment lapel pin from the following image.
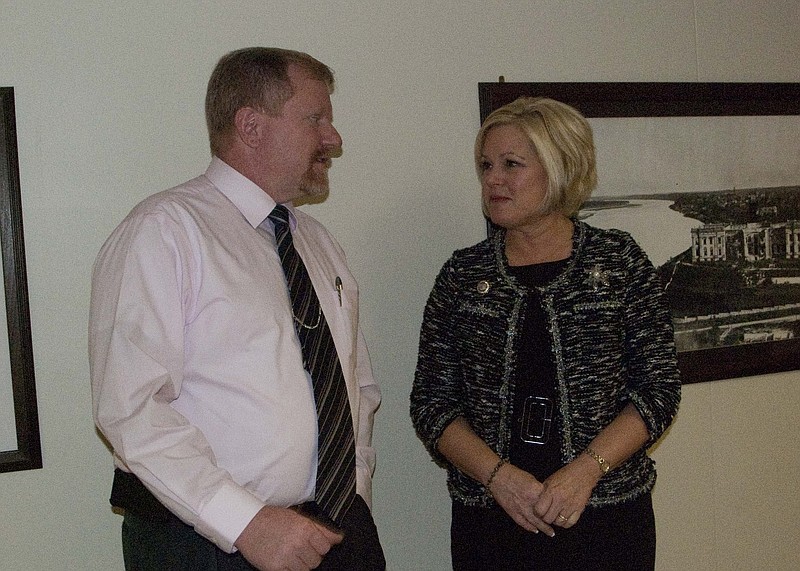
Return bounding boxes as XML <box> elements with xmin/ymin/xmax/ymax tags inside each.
<box><xmin>587</xmin><ymin>265</ymin><xmax>610</xmax><ymax>291</ymax></box>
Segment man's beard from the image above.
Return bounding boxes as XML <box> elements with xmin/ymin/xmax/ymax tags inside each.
<box><xmin>299</xmin><ymin>153</ymin><xmax>333</xmax><ymax>198</ymax></box>
<box><xmin>299</xmin><ymin>168</ymin><xmax>330</xmax><ymax>197</ymax></box>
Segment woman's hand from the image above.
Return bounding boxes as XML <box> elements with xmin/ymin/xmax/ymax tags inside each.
<box><xmin>535</xmin><ymin>403</ymin><xmax>651</xmax><ymax>528</ymax></box>
<box><xmin>437</xmin><ymin>417</ymin><xmax>554</xmax><ymax>536</ymax></box>
<box><xmin>489</xmin><ymin>462</ymin><xmax>555</xmax><ymax>537</ymax></box>
<box><xmin>534</xmin><ymin>453</ymin><xmax>602</xmax><ymax>528</ymax></box>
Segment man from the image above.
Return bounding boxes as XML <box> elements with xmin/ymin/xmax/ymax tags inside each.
<box><xmin>89</xmin><ymin>47</ymin><xmax>384</xmax><ymax>570</ymax></box>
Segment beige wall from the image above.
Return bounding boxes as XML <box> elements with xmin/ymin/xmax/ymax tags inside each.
<box><xmin>0</xmin><ymin>1</ymin><xmax>798</xmax><ymax>569</ymax></box>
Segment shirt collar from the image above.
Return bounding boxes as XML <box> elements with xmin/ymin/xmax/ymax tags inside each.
<box><xmin>204</xmin><ymin>156</ymin><xmax>297</xmax><ymax>230</ymax></box>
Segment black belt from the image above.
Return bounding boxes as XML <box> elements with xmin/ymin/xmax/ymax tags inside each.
<box><xmin>110</xmin><ymin>468</ymin><xmax>344</xmax><ymax>533</ymax></box>
<box><xmin>110</xmin><ymin>468</ymin><xmax>176</xmax><ymax>522</ymax></box>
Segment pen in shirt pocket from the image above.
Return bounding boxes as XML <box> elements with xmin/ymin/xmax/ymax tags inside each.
<box><xmin>335</xmin><ymin>276</ymin><xmax>343</xmax><ymax>306</ymax></box>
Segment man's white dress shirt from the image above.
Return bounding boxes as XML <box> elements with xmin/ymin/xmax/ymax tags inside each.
<box><xmin>89</xmin><ymin>157</ymin><xmax>380</xmax><ymax>552</ymax></box>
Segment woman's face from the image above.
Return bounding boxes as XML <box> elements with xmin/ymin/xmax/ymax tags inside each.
<box><xmin>479</xmin><ymin>124</ymin><xmax>550</xmax><ymax>231</ymax></box>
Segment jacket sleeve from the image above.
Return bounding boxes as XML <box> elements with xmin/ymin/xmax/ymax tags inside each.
<box><xmin>410</xmin><ymin>257</ymin><xmax>467</xmax><ymax>466</ymax></box>
<box><xmin>620</xmin><ymin>235</ymin><xmax>682</xmax><ymax>445</ymax></box>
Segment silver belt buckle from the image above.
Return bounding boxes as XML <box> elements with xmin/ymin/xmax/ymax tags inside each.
<box><xmin>520</xmin><ymin>396</ymin><xmax>553</xmax><ymax>445</ymax></box>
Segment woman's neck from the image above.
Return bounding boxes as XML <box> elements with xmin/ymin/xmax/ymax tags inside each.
<box><xmin>505</xmin><ymin>214</ymin><xmax>574</xmax><ymax>266</ymax></box>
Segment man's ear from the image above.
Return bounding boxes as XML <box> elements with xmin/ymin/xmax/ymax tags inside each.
<box><xmin>233</xmin><ymin>107</ymin><xmax>263</xmax><ymax>148</ymax></box>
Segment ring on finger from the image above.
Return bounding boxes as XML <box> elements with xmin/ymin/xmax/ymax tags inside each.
<box><xmin>557</xmin><ymin>514</ymin><xmax>569</xmax><ymax>522</ymax></box>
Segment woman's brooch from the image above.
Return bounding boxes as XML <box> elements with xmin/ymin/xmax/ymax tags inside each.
<box><xmin>586</xmin><ymin>265</ymin><xmax>610</xmax><ymax>291</ymax></box>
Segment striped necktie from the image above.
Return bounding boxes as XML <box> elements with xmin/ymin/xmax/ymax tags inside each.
<box><xmin>268</xmin><ymin>204</ymin><xmax>356</xmax><ymax>523</ymax></box>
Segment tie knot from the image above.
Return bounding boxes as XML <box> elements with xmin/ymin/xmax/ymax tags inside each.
<box><xmin>268</xmin><ymin>204</ymin><xmax>290</xmax><ymax>228</ymax></box>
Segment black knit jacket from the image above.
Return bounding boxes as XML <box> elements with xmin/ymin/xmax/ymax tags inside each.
<box><xmin>410</xmin><ymin>220</ymin><xmax>681</xmax><ymax>508</ymax></box>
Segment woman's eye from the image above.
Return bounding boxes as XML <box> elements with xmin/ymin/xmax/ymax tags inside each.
<box><xmin>479</xmin><ymin>161</ymin><xmax>492</xmax><ymax>172</ymax></box>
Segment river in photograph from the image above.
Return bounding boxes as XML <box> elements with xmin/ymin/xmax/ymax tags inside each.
<box><xmin>580</xmin><ymin>199</ymin><xmax>702</xmax><ymax>267</ymax></box>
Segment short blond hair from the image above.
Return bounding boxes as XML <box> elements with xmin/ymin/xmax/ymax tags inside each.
<box><xmin>205</xmin><ymin>47</ymin><xmax>335</xmax><ymax>156</ymax></box>
<box><xmin>475</xmin><ymin>97</ymin><xmax>597</xmax><ymax>216</ymax></box>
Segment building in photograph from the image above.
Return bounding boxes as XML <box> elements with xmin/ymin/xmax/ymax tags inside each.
<box><xmin>691</xmin><ymin>220</ymin><xmax>800</xmax><ymax>263</ymax></box>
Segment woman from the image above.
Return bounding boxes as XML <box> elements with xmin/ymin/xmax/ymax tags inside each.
<box><xmin>410</xmin><ymin>97</ymin><xmax>681</xmax><ymax>570</ymax></box>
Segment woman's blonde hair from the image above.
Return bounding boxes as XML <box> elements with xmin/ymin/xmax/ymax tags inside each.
<box><xmin>475</xmin><ymin>97</ymin><xmax>597</xmax><ymax>217</ymax></box>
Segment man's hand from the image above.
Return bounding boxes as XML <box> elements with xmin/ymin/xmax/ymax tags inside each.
<box><xmin>234</xmin><ymin>505</ymin><xmax>344</xmax><ymax>571</ymax></box>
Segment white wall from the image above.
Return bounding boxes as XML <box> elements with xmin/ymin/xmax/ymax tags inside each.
<box><xmin>0</xmin><ymin>1</ymin><xmax>798</xmax><ymax>569</ymax></box>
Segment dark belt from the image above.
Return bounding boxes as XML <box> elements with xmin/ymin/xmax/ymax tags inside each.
<box><xmin>110</xmin><ymin>468</ymin><xmax>176</xmax><ymax>522</ymax></box>
<box><xmin>110</xmin><ymin>468</ymin><xmax>344</xmax><ymax>533</ymax></box>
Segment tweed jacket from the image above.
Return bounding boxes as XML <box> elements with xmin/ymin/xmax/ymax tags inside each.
<box><xmin>411</xmin><ymin>220</ymin><xmax>681</xmax><ymax>508</ymax></box>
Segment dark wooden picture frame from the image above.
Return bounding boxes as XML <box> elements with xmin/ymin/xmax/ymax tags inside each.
<box><xmin>0</xmin><ymin>87</ymin><xmax>41</xmax><ymax>472</ymax></box>
<box><xmin>478</xmin><ymin>82</ymin><xmax>800</xmax><ymax>384</ymax></box>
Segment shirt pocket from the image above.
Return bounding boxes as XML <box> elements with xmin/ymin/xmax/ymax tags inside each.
<box><xmin>322</xmin><ymin>275</ymin><xmax>357</xmax><ymax>342</ymax></box>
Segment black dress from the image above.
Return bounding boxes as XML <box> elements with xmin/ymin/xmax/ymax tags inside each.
<box><xmin>450</xmin><ymin>260</ymin><xmax>656</xmax><ymax>571</ymax></box>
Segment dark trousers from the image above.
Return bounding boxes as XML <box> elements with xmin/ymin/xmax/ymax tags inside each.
<box><xmin>451</xmin><ymin>492</ymin><xmax>656</xmax><ymax>571</ymax></box>
<box><xmin>121</xmin><ymin>495</ymin><xmax>385</xmax><ymax>570</ymax></box>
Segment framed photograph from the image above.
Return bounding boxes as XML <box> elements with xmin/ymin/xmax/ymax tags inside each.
<box><xmin>478</xmin><ymin>82</ymin><xmax>800</xmax><ymax>384</ymax></box>
<box><xmin>0</xmin><ymin>87</ymin><xmax>41</xmax><ymax>472</ymax></box>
